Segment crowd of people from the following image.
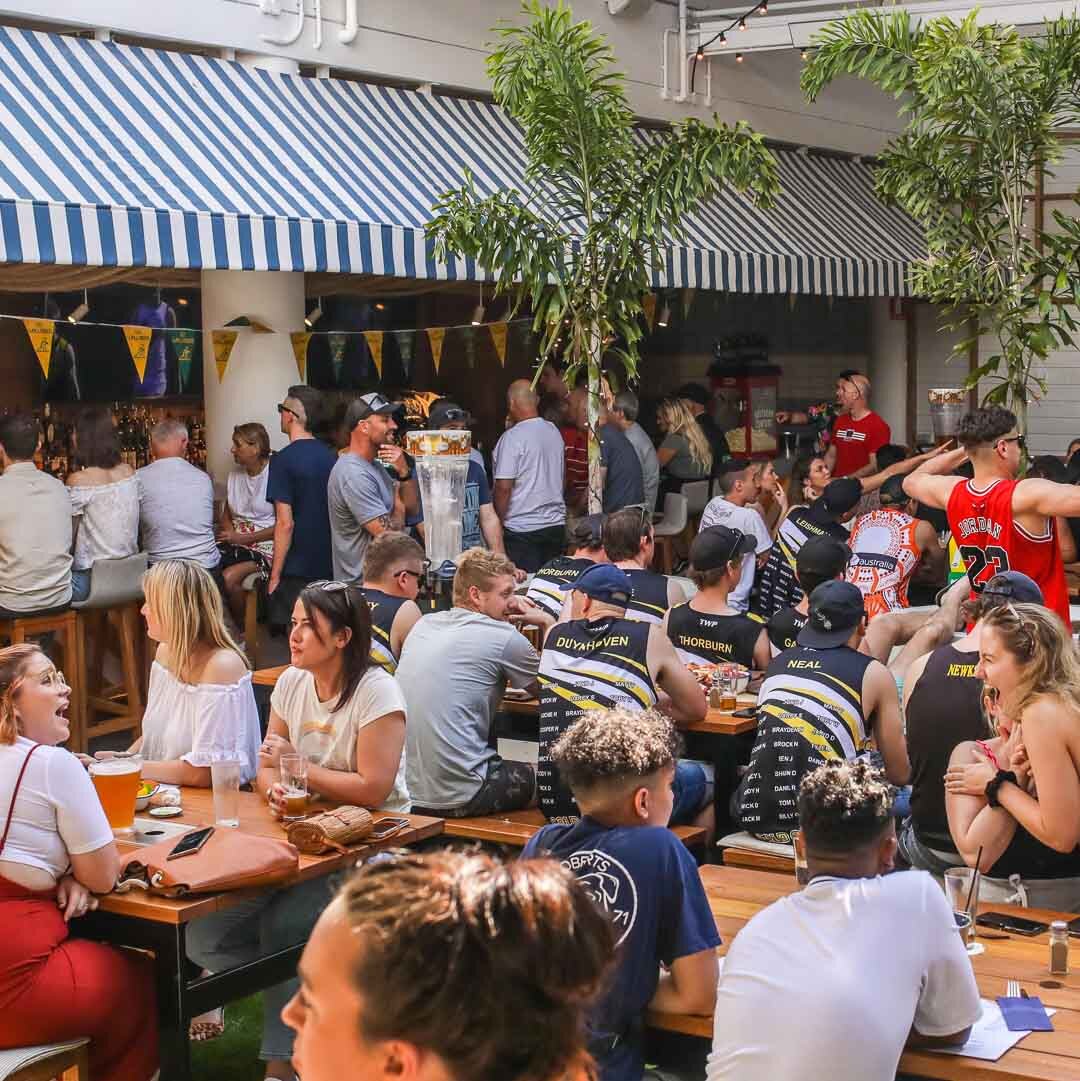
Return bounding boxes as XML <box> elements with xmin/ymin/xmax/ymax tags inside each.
<box><xmin>5</xmin><ymin>373</ymin><xmax>1080</xmax><ymax>1081</ymax></box>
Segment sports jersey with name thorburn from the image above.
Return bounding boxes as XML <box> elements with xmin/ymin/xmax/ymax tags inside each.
<box><xmin>666</xmin><ymin>604</ymin><xmax>763</xmax><ymax>669</ymax></box>
<box><xmin>538</xmin><ymin>617</ymin><xmax>656</xmax><ymax>821</ymax></box>
<box><xmin>846</xmin><ymin>507</ymin><xmax>922</xmax><ymax>618</ymax></box>
<box><xmin>525</xmin><ymin>556</ymin><xmax>594</xmax><ymax>619</ymax></box>
<box><xmin>359</xmin><ymin>587</ymin><xmax>408</xmax><ymax>675</ymax></box>
<box><xmin>946</xmin><ymin>478</ymin><xmax>1069</xmax><ymax>626</ymax></box>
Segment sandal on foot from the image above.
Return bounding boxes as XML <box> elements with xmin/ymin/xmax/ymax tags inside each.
<box><xmin>188</xmin><ymin>1009</ymin><xmax>224</xmax><ymax>1041</ymax></box>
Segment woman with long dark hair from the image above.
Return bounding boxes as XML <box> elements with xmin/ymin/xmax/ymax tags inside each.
<box><xmin>66</xmin><ymin>406</ymin><xmax>139</xmax><ymax>602</ymax></box>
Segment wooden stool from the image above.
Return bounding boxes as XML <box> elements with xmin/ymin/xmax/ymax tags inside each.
<box><xmin>72</xmin><ymin>554</ymin><xmax>148</xmax><ymax>753</ymax></box>
<box><xmin>0</xmin><ymin>1038</ymin><xmax>88</xmax><ymax>1081</ymax></box>
<box><xmin>0</xmin><ymin>608</ymin><xmax>83</xmax><ymax>750</ymax></box>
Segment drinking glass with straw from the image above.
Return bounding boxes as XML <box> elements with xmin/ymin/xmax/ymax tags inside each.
<box><xmin>944</xmin><ymin>846</ymin><xmax>985</xmax><ymax>956</ymax></box>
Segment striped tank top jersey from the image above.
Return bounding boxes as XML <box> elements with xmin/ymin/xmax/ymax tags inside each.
<box><xmin>525</xmin><ymin>556</ymin><xmax>594</xmax><ymax>619</ymax></box>
<box><xmin>736</xmin><ymin>645</ymin><xmax>874</xmax><ymax>839</ymax></box>
<box><xmin>537</xmin><ymin>616</ymin><xmax>656</xmax><ymax>821</ymax></box>
<box><xmin>359</xmin><ymin>587</ymin><xmax>407</xmax><ymax>675</ymax></box>
<box><xmin>666</xmin><ymin>604</ymin><xmax>764</xmax><ymax>670</ymax></box>
<box><xmin>621</xmin><ymin>568</ymin><xmax>671</xmax><ymax>624</ymax></box>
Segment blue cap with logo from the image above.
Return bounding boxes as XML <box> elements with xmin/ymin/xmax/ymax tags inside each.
<box><xmin>798</xmin><ymin>580</ymin><xmax>866</xmax><ymax>648</ymax></box>
<box><xmin>572</xmin><ymin>563</ymin><xmax>632</xmax><ymax>607</ymax></box>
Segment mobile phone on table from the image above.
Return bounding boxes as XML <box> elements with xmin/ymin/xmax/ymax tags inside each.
<box><xmin>975</xmin><ymin>912</ymin><xmax>1049</xmax><ymax>937</ymax></box>
<box><xmin>369</xmin><ymin>817</ymin><xmax>410</xmax><ymax>841</ymax></box>
<box><xmin>166</xmin><ymin>826</ymin><xmax>215</xmax><ymax>860</ymax></box>
<box><xmin>1065</xmin><ymin>916</ymin><xmax>1080</xmax><ymax>938</ymax></box>
<box><xmin>732</xmin><ymin>707</ymin><xmax>757</xmax><ymax>719</ymax></box>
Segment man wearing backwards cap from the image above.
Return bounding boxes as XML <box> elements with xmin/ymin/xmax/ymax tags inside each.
<box><xmin>327</xmin><ymin>392</ymin><xmax>419</xmax><ymax>584</ymax></box>
<box><xmin>531</xmin><ymin>562</ymin><xmax>711</xmax><ymax>828</ymax></box>
<box><xmin>753</xmin><ymin>477</ymin><xmax>862</xmax><ymax>620</ymax></box>
<box><xmin>736</xmin><ymin>580</ymin><xmax>910</xmax><ymax>841</ymax></box>
<box><xmin>767</xmin><ymin>535</ymin><xmax>852</xmax><ymax>656</ymax></box>
<box><xmin>898</xmin><ymin>570</ymin><xmax>1043</xmax><ymax>873</ymax></box>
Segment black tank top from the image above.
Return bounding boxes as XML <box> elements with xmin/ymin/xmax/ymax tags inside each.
<box><xmin>526</xmin><ymin>556</ymin><xmax>593</xmax><ymax>619</ymax></box>
<box><xmin>906</xmin><ymin>645</ymin><xmax>984</xmax><ymax>852</ymax></box>
<box><xmin>359</xmin><ymin>588</ymin><xmax>407</xmax><ymax>675</ymax></box>
<box><xmin>990</xmin><ymin>822</ymin><xmax>1080</xmax><ymax>879</ymax></box>
<box><xmin>621</xmin><ymin>568</ymin><xmax>671</xmax><ymax>624</ymax></box>
<box><xmin>736</xmin><ymin>645</ymin><xmax>874</xmax><ymax>839</ymax></box>
<box><xmin>767</xmin><ymin>606</ymin><xmax>806</xmax><ymax>653</ymax></box>
<box><xmin>537</xmin><ymin>616</ymin><xmax>656</xmax><ymax>821</ymax></box>
<box><xmin>666</xmin><ymin>603</ymin><xmax>764</xmax><ymax>669</ymax></box>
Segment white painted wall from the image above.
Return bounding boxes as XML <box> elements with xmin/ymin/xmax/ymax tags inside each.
<box><xmin>867</xmin><ymin>297</ymin><xmax>906</xmax><ymax>441</ymax></box>
<box><xmin>0</xmin><ymin>0</ymin><xmax>905</xmax><ymax>153</ymax></box>
<box><xmin>914</xmin><ymin>301</ymin><xmax>968</xmax><ymax>441</ymax></box>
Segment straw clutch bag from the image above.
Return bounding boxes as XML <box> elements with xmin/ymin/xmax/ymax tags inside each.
<box><xmin>286</xmin><ymin>806</ymin><xmax>376</xmax><ymax>854</ymax></box>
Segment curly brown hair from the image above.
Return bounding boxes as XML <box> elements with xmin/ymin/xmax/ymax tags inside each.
<box><xmin>340</xmin><ymin>849</ymin><xmax>615</xmax><ymax>1081</ymax></box>
<box><xmin>797</xmin><ymin>760</ymin><xmax>894</xmax><ymax>853</ymax></box>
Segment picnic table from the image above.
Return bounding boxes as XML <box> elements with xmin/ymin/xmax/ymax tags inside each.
<box><xmin>649</xmin><ymin>865</ymin><xmax>1080</xmax><ymax>1080</ymax></box>
<box><xmin>84</xmin><ymin>787</ymin><xmax>442</xmax><ymax>1081</ymax></box>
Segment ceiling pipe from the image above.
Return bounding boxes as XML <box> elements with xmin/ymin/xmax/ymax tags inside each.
<box><xmin>339</xmin><ymin>0</ymin><xmax>359</xmax><ymax>44</ymax></box>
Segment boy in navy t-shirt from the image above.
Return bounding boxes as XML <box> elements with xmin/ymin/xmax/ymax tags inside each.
<box><xmin>522</xmin><ymin>708</ymin><xmax>720</xmax><ymax>1081</ymax></box>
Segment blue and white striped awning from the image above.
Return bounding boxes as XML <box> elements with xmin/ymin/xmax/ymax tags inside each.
<box><xmin>0</xmin><ymin>26</ymin><xmax>924</xmax><ymax>296</ymax></box>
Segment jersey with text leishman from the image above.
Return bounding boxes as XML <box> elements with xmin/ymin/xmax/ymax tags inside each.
<box><xmin>946</xmin><ymin>479</ymin><xmax>1069</xmax><ymax>626</ymax></box>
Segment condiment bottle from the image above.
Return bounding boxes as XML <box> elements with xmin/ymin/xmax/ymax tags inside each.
<box><xmin>708</xmin><ymin>669</ymin><xmax>723</xmax><ymax>710</ymax></box>
<box><xmin>1050</xmin><ymin>920</ymin><xmax>1069</xmax><ymax>975</ymax></box>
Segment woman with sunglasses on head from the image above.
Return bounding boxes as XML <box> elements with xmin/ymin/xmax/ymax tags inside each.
<box><xmin>188</xmin><ymin>579</ymin><xmax>409</xmax><ymax>1080</ymax></box>
<box><xmin>0</xmin><ymin>645</ymin><xmax>157</xmax><ymax>1081</ymax></box>
<box><xmin>945</xmin><ymin>603</ymin><xmax>1080</xmax><ymax>909</ymax></box>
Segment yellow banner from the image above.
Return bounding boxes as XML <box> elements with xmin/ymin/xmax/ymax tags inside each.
<box><xmin>212</xmin><ymin>329</ymin><xmax>238</xmax><ymax>383</ymax></box>
<box><xmin>22</xmin><ymin>318</ymin><xmax>55</xmax><ymax>379</ymax></box>
<box><xmin>290</xmin><ymin>332</ymin><xmax>311</xmax><ymax>381</ymax></box>
<box><xmin>427</xmin><ymin>327</ymin><xmax>447</xmax><ymax>373</ymax></box>
<box><xmin>489</xmin><ymin>322</ymin><xmax>508</xmax><ymax>367</ymax></box>
<box><xmin>642</xmin><ymin>293</ymin><xmax>657</xmax><ymax>331</ymax></box>
<box><xmin>362</xmin><ymin>330</ymin><xmax>384</xmax><ymax>378</ymax></box>
<box><xmin>122</xmin><ymin>325</ymin><xmax>153</xmax><ymax>383</ymax></box>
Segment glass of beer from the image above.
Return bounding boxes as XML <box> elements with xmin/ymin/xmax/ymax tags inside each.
<box><xmin>279</xmin><ymin>754</ymin><xmax>309</xmax><ymax>821</ymax></box>
<box><xmin>90</xmin><ymin>757</ymin><xmax>143</xmax><ymax>835</ymax></box>
<box><xmin>719</xmin><ymin>665</ymin><xmax>738</xmax><ymax>712</ymax></box>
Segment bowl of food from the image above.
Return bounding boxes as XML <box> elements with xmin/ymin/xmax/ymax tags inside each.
<box><xmin>134</xmin><ymin>782</ymin><xmax>160</xmax><ymax>811</ymax></box>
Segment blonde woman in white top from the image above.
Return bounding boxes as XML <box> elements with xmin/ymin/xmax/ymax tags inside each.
<box><xmin>97</xmin><ymin>560</ymin><xmax>261</xmax><ymax>785</ymax></box>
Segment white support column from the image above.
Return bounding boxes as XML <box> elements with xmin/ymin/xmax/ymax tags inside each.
<box><xmin>867</xmin><ymin>297</ymin><xmax>908</xmax><ymax>444</ymax></box>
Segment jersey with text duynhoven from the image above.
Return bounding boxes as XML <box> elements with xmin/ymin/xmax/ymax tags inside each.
<box><xmin>736</xmin><ymin>644</ymin><xmax>874</xmax><ymax>839</ymax></box>
<box><xmin>622</xmin><ymin>567</ymin><xmax>672</xmax><ymax>624</ymax></box>
<box><xmin>666</xmin><ymin>603</ymin><xmax>764</xmax><ymax>669</ymax></box>
<box><xmin>846</xmin><ymin>507</ymin><xmax>922</xmax><ymax>618</ymax></box>
<box><xmin>359</xmin><ymin>587</ymin><xmax>407</xmax><ymax>675</ymax></box>
<box><xmin>946</xmin><ymin>478</ymin><xmax>1070</xmax><ymax>627</ymax></box>
<box><xmin>525</xmin><ymin>556</ymin><xmax>594</xmax><ymax>620</ymax></box>
<box><xmin>538</xmin><ymin>616</ymin><xmax>656</xmax><ymax>821</ymax></box>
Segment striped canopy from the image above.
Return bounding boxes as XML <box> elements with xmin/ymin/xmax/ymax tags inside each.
<box><xmin>0</xmin><ymin>26</ymin><xmax>925</xmax><ymax>296</ymax></box>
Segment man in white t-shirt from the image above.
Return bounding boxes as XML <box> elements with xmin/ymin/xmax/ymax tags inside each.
<box><xmin>698</xmin><ymin>460</ymin><xmax>771</xmax><ymax>612</ymax></box>
<box><xmin>707</xmin><ymin>759</ymin><xmax>980</xmax><ymax>1081</ymax></box>
<box><xmin>492</xmin><ymin>380</ymin><xmax>566</xmax><ymax>573</ymax></box>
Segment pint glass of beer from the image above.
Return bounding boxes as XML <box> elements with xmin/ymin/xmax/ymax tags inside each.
<box><xmin>279</xmin><ymin>754</ymin><xmax>309</xmax><ymax>822</ymax></box>
<box><xmin>90</xmin><ymin>757</ymin><xmax>143</xmax><ymax>834</ymax></box>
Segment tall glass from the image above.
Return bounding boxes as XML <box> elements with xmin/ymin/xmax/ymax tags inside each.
<box><xmin>211</xmin><ymin>761</ymin><xmax>241</xmax><ymax>828</ymax></box>
<box><xmin>279</xmin><ymin>754</ymin><xmax>309</xmax><ymax>822</ymax></box>
<box><xmin>944</xmin><ymin>866</ymin><xmax>984</xmax><ymax>956</ymax></box>
<box><xmin>405</xmin><ymin>430</ymin><xmax>471</xmax><ymax>566</ymax></box>
<box><xmin>89</xmin><ymin>757</ymin><xmax>142</xmax><ymax>835</ymax></box>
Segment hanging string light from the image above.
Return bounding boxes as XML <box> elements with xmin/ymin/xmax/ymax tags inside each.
<box><xmin>690</xmin><ymin>0</ymin><xmax>769</xmax><ymax>92</ymax></box>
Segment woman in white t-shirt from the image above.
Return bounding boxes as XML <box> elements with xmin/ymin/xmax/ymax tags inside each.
<box><xmin>0</xmin><ymin>644</ymin><xmax>157</xmax><ymax>1080</ymax></box>
<box><xmin>100</xmin><ymin>560</ymin><xmax>261</xmax><ymax>785</ymax></box>
<box><xmin>187</xmin><ymin>580</ymin><xmax>407</xmax><ymax>1076</ymax></box>
<box><xmin>217</xmin><ymin>422</ymin><xmax>276</xmax><ymax>629</ymax></box>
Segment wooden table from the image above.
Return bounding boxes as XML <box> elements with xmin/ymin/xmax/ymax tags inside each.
<box><xmin>252</xmin><ymin>663</ymin><xmax>288</xmax><ymax>687</ymax></box>
<box><xmin>86</xmin><ymin>788</ymin><xmax>442</xmax><ymax>1081</ymax></box>
<box><xmin>649</xmin><ymin>866</ymin><xmax>1080</xmax><ymax>1080</ymax></box>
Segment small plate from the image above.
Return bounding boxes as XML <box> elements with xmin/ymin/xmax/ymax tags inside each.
<box><xmin>148</xmin><ymin>805</ymin><xmax>184</xmax><ymax>818</ymax></box>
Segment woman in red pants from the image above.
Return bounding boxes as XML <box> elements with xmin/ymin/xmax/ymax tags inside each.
<box><xmin>0</xmin><ymin>644</ymin><xmax>157</xmax><ymax>1081</ymax></box>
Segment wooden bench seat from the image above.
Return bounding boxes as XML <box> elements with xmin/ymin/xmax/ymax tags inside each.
<box><xmin>717</xmin><ymin>830</ymin><xmax>796</xmax><ymax>874</ymax></box>
<box><xmin>443</xmin><ymin>807</ymin><xmax>706</xmax><ymax>849</ymax></box>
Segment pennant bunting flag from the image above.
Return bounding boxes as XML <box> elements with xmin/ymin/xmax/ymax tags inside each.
<box><xmin>393</xmin><ymin>331</ymin><xmax>415</xmax><ymax>381</ymax></box>
<box><xmin>427</xmin><ymin>327</ymin><xmax>447</xmax><ymax>373</ymax></box>
<box><xmin>327</xmin><ymin>332</ymin><xmax>348</xmax><ymax>383</ymax></box>
<box><xmin>642</xmin><ymin>293</ymin><xmax>657</xmax><ymax>331</ymax></box>
<box><xmin>166</xmin><ymin>329</ymin><xmax>198</xmax><ymax>394</ymax></box>
<box><xmin>290</xmin><ymin>332</ymin><xmax>312</xmax><ymax>380</ymax></box>
<box><xmin>211</xmin><ymin>329</ymin><xmax>238</xmax><ymax>383</ymax></box>
<box><xmin>489</xmin><ymin>322</ymin><xmax>508</xmax><ymax>367</ymax></box>
<box><xmin>22</xmin><ymin>318</ymin><xmax>55</xmax><ymax>379</ymax></box>
<box><xmin>362</xmin><ymin>330</ymin><xmax>384</xmax><ymax>378</ymax></box>
<box><xmin>122</xmin><ymin>325</ymin><xmax>153</xmax><ymax>383</ymax></box>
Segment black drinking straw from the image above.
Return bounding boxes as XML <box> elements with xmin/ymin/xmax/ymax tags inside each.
<box><xmin>965</xmin><ymin>847</ymin><xmax>983</xmax><ymax>914</ymax></box>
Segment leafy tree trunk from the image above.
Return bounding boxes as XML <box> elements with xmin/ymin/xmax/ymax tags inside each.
<box><xmin>586</xmin><ymin>330</ymin><xmax>603</xmax><ymax>516</ymax></box>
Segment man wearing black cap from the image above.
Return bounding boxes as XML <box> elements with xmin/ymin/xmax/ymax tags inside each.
<box><xmin>766</xmin><ymin>535</ymin><xmax>852</xmax><ymax>655</ymax></box>
<box><xmin>665</xmin><ymin>527</ymin><xmax>770</xmax><ymax>672</ymax></box>
<box><xmin>899</xmin><ymin>571</ymin><xmax>1043</xmax><ymax>873</ymax></box>
<box><xmin>328</xmin><ymin>392</ymin><xmax>419</xmax><ymax>584</ymax></box>
<box><xmin>678</xmin><ymin>382</ymin><xmax>730</xmax><ymax>467</ymax></box>
<box><xmin>525</xmin><ymin>515</ymin><xmax>607</xmax><ymax>620</ymax></box>
<box><xmin>753</xmin><ymin>477</ymin><xmax>863</xmax><ymax>620</ymax></box>
<box><xmin>846</xmin><ymin>475</ymin><xmax>944</xmax><ymax>619</ymax></box>
<box><xmin>736</xmin><ymin>580</ymin><xmax>910</xmax><ymax>840</ymax></box>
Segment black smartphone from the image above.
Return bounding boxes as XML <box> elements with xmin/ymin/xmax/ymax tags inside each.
<box><xmin>369</xmin><ymin>817</ymin><xmax>410</xmax><ymax>841</ymax></box>
<box><xmin>732</xmin><ymin>707</ymin><xmax>758</xmax><ymax>718</ymax></box>
<box><xmin>166</xmin><ymin>826</ymin><xmax>215</xmax><ymax>861</ymax></box>
<box><xmin>1066</xmin><ymin>916</ymin><xmax>1080</xmax><ymax>938</ymax></box>
<box><xmin>976</xmin><ymin>912</ymin><xmax>1049</xmax><ymax>937</ymax></box>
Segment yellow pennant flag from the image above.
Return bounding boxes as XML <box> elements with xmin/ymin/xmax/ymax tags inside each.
<box><xmin>122</xmin><ymin>325</ymin><xmax>153</xmax><ymax>383</ymax></box>
<box><xmin>290</xmin><ymin>332</ymin><xmax>311</xmax><ymax>380</ymax></box>
<box><xmin>427</xmin><ymin>327</ymin><xmax>447</xmax><ymax>373</ymax></box>
<box><xmin>489</xmin><ymin>322</ymin><xmax>508</xmax><ymax>367</ymax></box>
<box><xmin>362</xmin><ymin>330</ymin><xmax>384</xmax><ymax>378</ymax></box>
<box><xmin>22</xmin><ymin>318</ymin><xmax>55</xmax><ymax>379</ymax></box>
<box><xmin>212</xmin><ymin>329</ymin><xmax>239</xmax><ymax>383</ymax></box>
<box><xmin>642</xmin><ymin>293</ymin><xmax>657</xmax><ymax>331</ymax></box>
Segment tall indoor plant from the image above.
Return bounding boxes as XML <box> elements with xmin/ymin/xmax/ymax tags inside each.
<box><xmin>803</xmin><ymin>11</ymin><xmax>1080</xmax><ymax>434</ymax></box>
<box><xmin>428</xmin><ymin>0</ymin><xmax>778</xmax><ymax>512</ymax></box>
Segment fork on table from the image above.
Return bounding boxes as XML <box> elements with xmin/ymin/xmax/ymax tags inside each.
<box><xmin>1005</xmin><ymin>980</ymin><xmax>1029</xmax><ymax>999</ymax></box>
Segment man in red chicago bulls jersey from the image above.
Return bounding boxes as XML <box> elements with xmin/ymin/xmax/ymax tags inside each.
<box><xmin>902</xmin><ymin>407</ymin><xmax>1078</xmax><ymax>628</ymax></box>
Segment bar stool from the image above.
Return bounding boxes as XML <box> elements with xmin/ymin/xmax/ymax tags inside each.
<box><xmin>651</xmin><ymin>493</ymin><xmax>688</xmax><ymax>575</ymax></box>
<box><xmin>0</xmin><ymin>606</ymin><xmax>82</xmax><ymax>748</ymax></box>
<box><xmin>72</xmin><ymin>553</ymin><xmax>149</xmax><ymax>753</ymax></box>
<box><xmin>0</xmin><ymin>1038</ymin><xmax>89</xmax><ymax>1081</ymax></box>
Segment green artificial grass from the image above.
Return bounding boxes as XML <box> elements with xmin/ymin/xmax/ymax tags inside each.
<box><xmin>189</xmin><ymin>993</ymin><xmax>267</xmax><ymax>1081</ymax></box>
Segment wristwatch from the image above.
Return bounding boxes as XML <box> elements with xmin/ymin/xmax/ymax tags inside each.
<box><xmin>985</xmin><ymin>769</ymin><xmax>1018</xmax><ymax>808</ymax></box>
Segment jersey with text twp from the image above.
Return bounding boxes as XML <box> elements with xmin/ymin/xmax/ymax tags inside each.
<box><xmin>946</xmin><ymin>478</ymin><xmax>1069</xmax><ymax>626</ymax></box>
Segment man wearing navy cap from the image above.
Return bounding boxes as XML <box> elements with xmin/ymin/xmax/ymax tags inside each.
<box><xmin>532</xmin><ymin>562</ymin><xmax>711</xmax><ymax>829</ymax></box>
<box><xmin>736</xmin><ymin>580</ymin><xmax>910</xmax><ymax>840</ymax></box>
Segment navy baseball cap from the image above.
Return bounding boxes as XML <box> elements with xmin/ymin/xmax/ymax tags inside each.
<box><xmin>690</xmin><ymin>525</ymin><xmax>757</xmax><ymax>571</ymax></box>
<box><xmin>798</xmin><ymin>580</ymin><xmax>866</xmax><ymax>648</ymax></box>
<box><xmin>982</xmin><ymin>571</ymin><xmax>1043</xmax><ymax>605</ymax></box>
<box><xmin>811</xmin><ymin>477</ymin><xmax>863</xmax><ymax>520</ymax></box>
<box><xmin>572</xmin><ymin>563</ymin><xmax>632</xmax><ymax>606</ymax></box>
<box><xmin>796</xmin><ymin>535</ymin><xmax>852</xmax><ymax>583</ymax></box>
